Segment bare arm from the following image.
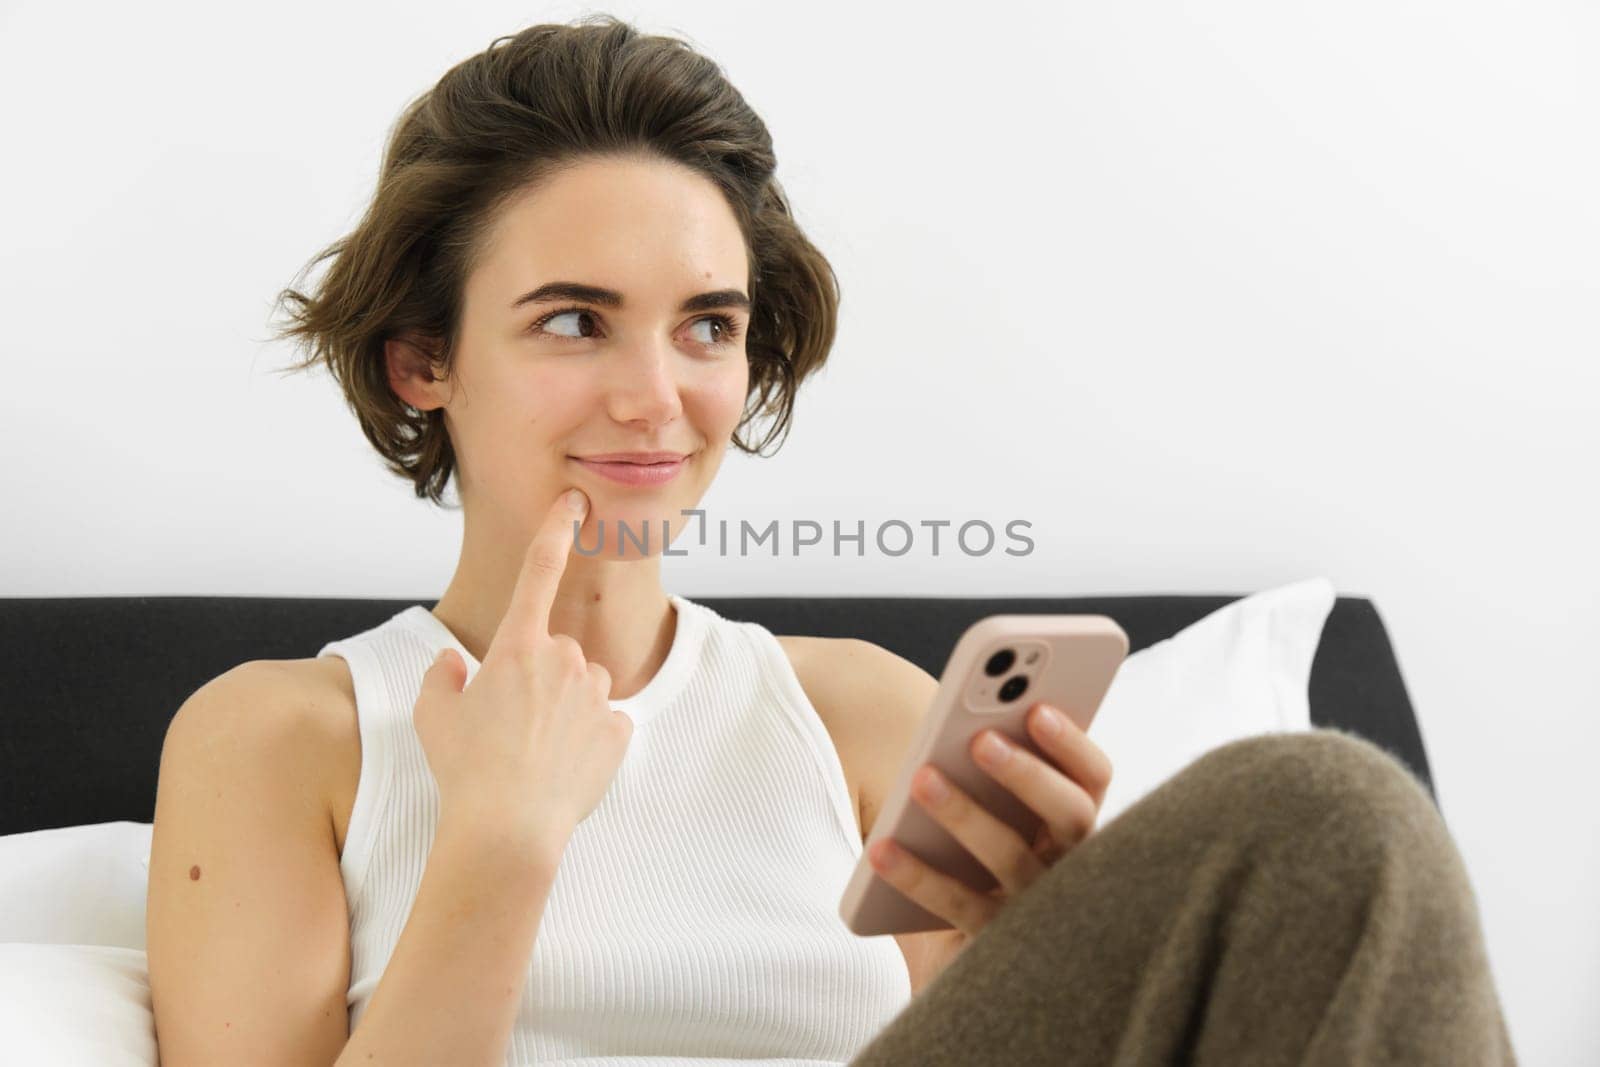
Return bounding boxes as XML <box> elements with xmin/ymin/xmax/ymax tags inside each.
<box><xmin>146</xmin><ymin>663</ymin><xmax>356</xmax><ymax>1066</ymax></box>
<box><xmin>146</xmin><ymin>661</ymin><xmax>572</xmax><ymax>1067</ymax></box>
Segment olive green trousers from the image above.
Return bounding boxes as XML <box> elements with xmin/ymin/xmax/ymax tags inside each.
<box><xmin>848</xmin><ymin>728</ymin><xmax>1517</xmax><ymax>1066</ymax></box>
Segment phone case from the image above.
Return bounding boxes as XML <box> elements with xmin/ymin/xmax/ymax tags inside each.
<box><xmin>838</xmin><ymin>614</ymin><xmax>1129</xmax><ymax>937</ymax></box>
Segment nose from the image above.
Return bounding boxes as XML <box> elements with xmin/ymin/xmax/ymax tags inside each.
<box><xmin>607</xmin><ymin>337</ymin><xmax>685</xmax><ymax>428</ymax></box>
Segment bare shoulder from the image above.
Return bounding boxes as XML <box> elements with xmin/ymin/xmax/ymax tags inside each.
<box><xmin>775</xmin><ymin>636</ymin><xmax>937</xmax><ymax>707</ymax></box>
<box><xmin>774</xmin><ymin>635</ymin><xmax>939</xmax><ymax>841</ymax></box>
<box><xmin>176</xmin><ymin>657</ymin><xmax>349</xmax><ymax>746</ymax></box>
<box><xmin>236</xmin><ymin>656</ymin><xmax>356</xmax><ymax>754</ymax></box>
<box><xmin>193</xmin><ymin>656</ymin><xmax>359</xmax><ymax>848</ymax></box>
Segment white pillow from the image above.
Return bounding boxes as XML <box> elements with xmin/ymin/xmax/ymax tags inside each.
<box><xmin>1086</xmin><ymin>576</ymin><xmax>1336</xmax><ymax>829</ymax></box>
<box><xmin>0</xmin><ymin>821</ymin><xmax>152</xmax><ymax>950</ymax></box>
<box><xmin>0</xmin><ymin>943</ymin><xmax>156</xmax><ymax>1066</ymax></box>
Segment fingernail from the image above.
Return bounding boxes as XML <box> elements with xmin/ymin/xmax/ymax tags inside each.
<box><xmin>1036</xmin><ymin>705</ymin><xmax>1063</xmax><ymax>737</ymax></box>
<box><xmin>918</xmin><ymin>766</ymin><xmax>950</xmax><ymax>803</ymax></box>
<box><xmin>873</xmin><ymin>840</ymin><xmax>899</xmax><ymax>870</ymax></box>
<box><xmin>565</xmin><ymin>489</ymin><xmax>587</xmax><ymax>514</ymax></box>
<box><xmin>978</xmin><ymin>732</ymin><xmax>1011</xmax><ymax>766</ymax></box>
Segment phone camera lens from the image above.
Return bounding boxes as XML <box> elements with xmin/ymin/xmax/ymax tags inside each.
<box><xmin>984</xmin><ymin>649</ymin><xmax>1015</xmax><ymax>677</ymax></box>
<box><xmin>998</xmin><ymin>675</ymin><xmax>1029</xmax><ymax>702</ymax></box>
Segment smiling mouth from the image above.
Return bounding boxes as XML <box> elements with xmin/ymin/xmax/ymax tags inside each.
<box><xmin>569</xmin><ymin>452</ymin><xmax>691</xmax><ymax>464</ymax></box>
<box><xmin>567</xmin><ymin>452</ymin><xmax>692</xmax><ymax>487</ymax></box>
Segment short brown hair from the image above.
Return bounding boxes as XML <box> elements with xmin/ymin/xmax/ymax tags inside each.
<box><xmin>268</xmin><ymin>14</ymin><xmax>839</xmax><ymax>507</ymax></box>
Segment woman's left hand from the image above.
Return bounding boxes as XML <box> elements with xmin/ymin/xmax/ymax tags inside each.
<box><xmin>866</xmin><ymin>702</ymin><xmax>1113</xmax><ymax>983</ymax></box>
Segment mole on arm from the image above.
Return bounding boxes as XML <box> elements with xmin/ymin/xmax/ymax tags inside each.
<box><xmin>189</xmin><ymin>865</ymin><xmax>202</xmax><ymax>881</ymax></box>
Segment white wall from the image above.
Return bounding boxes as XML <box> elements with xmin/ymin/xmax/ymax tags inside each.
<box><xmin>2</xmin><ymin>0</ymin><xmax>1593</xmax><ymax>1060</ymax></box>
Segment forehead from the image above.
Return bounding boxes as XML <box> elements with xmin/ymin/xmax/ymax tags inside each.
<box><xmin>476</xmin><ymin>155</ymin><xmax>749</xmax><ymax>301</ymax></box>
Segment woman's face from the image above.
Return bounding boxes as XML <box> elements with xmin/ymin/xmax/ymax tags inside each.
<box><xmin>419</xmin><ymin>154</ymin><xmax>752</xmax><ymax>559</ymax></box>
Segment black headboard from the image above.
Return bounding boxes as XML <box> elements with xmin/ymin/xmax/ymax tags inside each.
<box><xmin>0</xmin><ymin>593</ymin><xmax>1433</xmax><ymax>839</ymax></box>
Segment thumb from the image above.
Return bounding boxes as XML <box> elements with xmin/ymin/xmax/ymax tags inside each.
<box><xmin>423</xmin><ymin>648</ymin><xmax>462</xmax><ymax>692</ymax></box>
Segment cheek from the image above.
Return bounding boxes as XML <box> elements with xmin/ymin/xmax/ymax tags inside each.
<box><xmin>701</xmin><ymin>358</ymin><xmax>750</xmax><ymax>428</ymax></box>
<box><xmin>513</xmin><ymin>369</ymin><xmax>593</xmax><ymax>428</ymax></box>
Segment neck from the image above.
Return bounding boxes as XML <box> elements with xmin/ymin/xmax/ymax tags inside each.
<box><xmin>430</xmin><ymin>507</ymin><xmax>677</xmax><ymax>702</ymax></box>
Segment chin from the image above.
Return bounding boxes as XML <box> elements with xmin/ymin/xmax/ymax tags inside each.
<box><xmin>576</xmin><ymin>496</ymin><xmax>699</xmax><ymax>559</ymax></box>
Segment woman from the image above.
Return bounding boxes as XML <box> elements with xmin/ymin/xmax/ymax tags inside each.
<box><xmin>145</xmin><ymin>14</ymin><xmax>1516</xmax><ymax>1065</ymax></box>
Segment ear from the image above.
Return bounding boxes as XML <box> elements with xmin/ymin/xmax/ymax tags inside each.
<box><xmin>385</xmin><ymin>331</ymin><xmax>448</xmax><ymax>410</ymax></box>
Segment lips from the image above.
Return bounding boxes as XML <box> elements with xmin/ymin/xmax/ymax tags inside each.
<box><xmin>573</xmin><ymin>451</ymin><xmax>689</xmax><ymax>464</ymax></box>
<box><xmin>569</xmin><ymin>452</ymin><xmax>690</xmax><ymax>487</ymax></box>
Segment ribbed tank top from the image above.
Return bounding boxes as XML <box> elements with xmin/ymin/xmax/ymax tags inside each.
<box><xmin>315</xmin><ymin>594</ymin><xmax>912</xmax><ymax>1066</ymax></box>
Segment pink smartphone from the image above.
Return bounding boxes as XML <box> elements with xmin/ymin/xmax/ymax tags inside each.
<box><xmin>839</xmin><ymin>614</ymin><xmax>1129</xmax><ymax>937</ymax></box>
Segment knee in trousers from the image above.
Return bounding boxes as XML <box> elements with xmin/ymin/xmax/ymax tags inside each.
<box><xmin>1184</xmin><ymin>728</ymin><xmax>1455</xmax><ymax>882</ymax></box>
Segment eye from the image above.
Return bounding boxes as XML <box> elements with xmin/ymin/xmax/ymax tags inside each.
<box><xmin>528</xmin><ymin>305</ymin><xmax>744</xmax><ymax>348</ymax></box>
<box><xmin>687</xmin><ymin>313</ymin><xmax>743</xmax><ymax>347</ymax></box>
<box><xmin>531</xmin><ymin>307</ymin><xmax>601</xmax><ymax>340</ymax></box>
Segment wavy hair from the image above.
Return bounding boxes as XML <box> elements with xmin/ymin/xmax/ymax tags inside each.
<box><xmin>267</xmin><ymin>14</ymin><xmax>839</xmax><ymax>506</ymax></box>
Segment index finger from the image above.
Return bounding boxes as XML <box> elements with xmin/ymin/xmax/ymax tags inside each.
<box><xmin>487</xmin><ymin>487</ymin><xmax>589</xmax><ymax>659</ymax></box>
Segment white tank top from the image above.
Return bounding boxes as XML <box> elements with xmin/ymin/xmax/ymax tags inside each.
<box><xmin>316</xmin><ymin>593</ymin><xmax>912</xmax><ymax>1065</ymax></box>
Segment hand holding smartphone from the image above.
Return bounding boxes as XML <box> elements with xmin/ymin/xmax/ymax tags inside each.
<box><xmin>839</xmin><ymin>614</ymin><xmax>1128</xmax><ymax>937</ymax></box>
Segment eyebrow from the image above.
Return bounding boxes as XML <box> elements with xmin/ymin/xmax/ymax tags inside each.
<box><xmin>510</xmin><ymin>281</ymin><xmax>751</xmax><ymax>314</ymax></box>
